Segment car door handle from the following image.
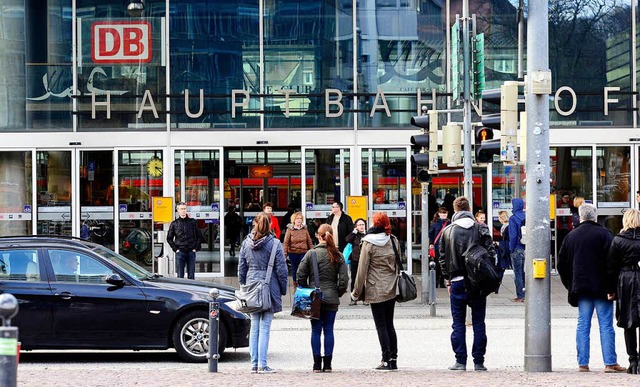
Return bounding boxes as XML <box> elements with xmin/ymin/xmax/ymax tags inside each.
<box><xmin>55</xmin><ymin>292</ymin><xmax>74</xmax><ymax>300</ymax></box>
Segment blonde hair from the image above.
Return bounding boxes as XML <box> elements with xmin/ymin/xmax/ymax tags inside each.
<box><xmin>291</xmin><ymin>211</ymin><xmax>304</xmax><ymax>223</ymax></box>
<box><xmin>573</xmin><ymin>196</ymin><xmax>585</xmax><ymax>208</ymax></box>
<box><xmin>498</xmin><ymin>210</ymin><xmax>509</xmax><ymax>224</ymax></box>
<box><xmin>622</xmin><ymin>209</ymin><xmax>640</xmax><ymax>231</ymax></box>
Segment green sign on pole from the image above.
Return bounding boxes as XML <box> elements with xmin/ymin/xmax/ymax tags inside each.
<box><xmin>451</xmin><ymin>21</ymin><xmax>460</xmax><ymax>102</ymax></box>
<box><xmin>473</xmin><ymin>33</ymin><xmax>485</xmax><ymax>99</ymax></box>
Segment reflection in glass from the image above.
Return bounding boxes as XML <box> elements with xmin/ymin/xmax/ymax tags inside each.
<box><xmin>596</xmin><ymin>146</ymin><xmax>630</xmax><ymax>206</ymax></box>
<box><xmin>118</xmin><ymin>150</ymin><xmax>163</xmax><ymax>269</ymax></box>
<box><xmin>551</xmin><ymin>147</ymin><xmax>593</xmax><ymax>201</ymax></box>
<box><xmin>175</xmin><ymin>150</ymin><xmax>221</xmax><ymax>275</ymax></box>
<box><xmin>37</xmin><ymin>151</ymin><xmax>71</xmax><ymax>236</ymax></box>
<box><xmin>80</xmin><ymin>150</ymin><xmax>114</xmax><ymax>250</ymax></box>
<box><xmin>0</xmin><ymin>152</ymin><xmax>32</xmax><ymax>236</ymax></box>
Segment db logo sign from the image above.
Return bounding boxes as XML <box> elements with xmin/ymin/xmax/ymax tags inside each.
<box><xmin>92</xmin><ymin>21</ymin><xmax>152</xmax><ymax>64</ymax></box>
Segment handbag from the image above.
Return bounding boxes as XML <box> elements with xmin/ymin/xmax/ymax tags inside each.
<box><xmin>291</xmin><ymin>250</ymin><xmax>323</xmax><ymax>319</ymax></box>
<box><xmin>391</xmin><ymin>236</ymin><xmax>417</xmax><ymax>303</ymax></box>
<box><xmin>343</xmin><ymin>243</ymin><xmax>353</xmax><ymax>265</ymax></box>
<box><xmin>234</xmin><ymin>241</ymin><xmax>279</xmax><ymax>314</ymax></box>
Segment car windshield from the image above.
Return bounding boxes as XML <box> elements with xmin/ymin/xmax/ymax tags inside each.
<box><xmin>90</xmin><ymin>244</ymin><xmax>152</xmax><ymax>280</ymax></box>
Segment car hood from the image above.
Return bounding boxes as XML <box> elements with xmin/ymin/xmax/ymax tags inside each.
<box><xmin>141</xmin><ymin>276</ymin><xmax>237</xmax><ymax>301</ymax></box>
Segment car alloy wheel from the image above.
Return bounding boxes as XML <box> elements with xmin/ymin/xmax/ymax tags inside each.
<box><xmin>180</xmin><ymin>316</ymin><xmax>210</xmax><ymax>358</ymax></box>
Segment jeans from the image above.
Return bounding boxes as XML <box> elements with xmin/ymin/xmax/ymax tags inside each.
<box><xmin>310</xmin><ymin>310</ymin><xmax>337</xmax><ymax>356</ymax></box>
<box><xmin>250</xmin><ymin>311</ymin><xmax>274</xmax><ymax>368</ymax></box>
<box><xmin>511</xmin><ymin>248</ymin><xmax>525</xmax><ymax>299</ymax></box>
<box><xmin>370</xmin><ymin>299</ymin><xmax>398</xmax><ymax>361</ymax></box>
<box><xmin>577</xmin><ymin>297</ymin><xmax>617</xmax><ymax>366</ymax></box>
<box><xmin>176</xmin><ymin>250</ymin><xmax>196</xmax><ymax>279</ymax></box>
<box><xmin>449</xmin><ymin>280</ymin><xmax>487</xmax><ymax>365</ymax></box>
<box><xmin>288</xmin><ymin>253</ymin><xmax>305</xmax><ymax>283</ymax></box>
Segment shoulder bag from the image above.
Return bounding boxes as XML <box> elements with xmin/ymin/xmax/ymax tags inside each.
<box><xmin>392</xmin><ymin>236</ymin><xmax>417</xmax><ymax>303</ymax></box>
<box><xmin>234</xmin><ymin>241</ymin><xmax>278</xmax><ymax>314</ymax></box>
<box><xmin>291</xmin><ymin>250</ymin><xmax>324</xmax><ymax>319</ymax></box>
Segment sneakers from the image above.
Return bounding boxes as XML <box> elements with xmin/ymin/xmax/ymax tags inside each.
<box><xmin>474</xmin><ymin>363</ymin><xmax>487</xmax><ymax>371</ymax></box>
<box><xmin>604</xmin><ymin>364</ymin><xmax>626</xmax><ymax>373</ymax></box>
<box><xmin>448</xmin><ymin>362</ymin><xmax>466</xmax><ymax>371</ymax></box>
<box><xmin>389</xmin><ymin>359</ymin><xmax>398</xmax><ymax>370</ymax></box>
<box><xmin>578</xmin><ymin>365</ymin><xmax>589</xmax><ymax>372</ymax></box>
<box><xmin>258</xmin><ymin>366</ymin><xmax>276</xmax><ymax>374</ymax></box>
<box><xmin>512</xmin><ymin>297</ymin><xmax>524</xmax><ymax>303</ymax></box>
<box><xmin>251</xmin><ymin>367</ymin><xmax>258</xmax><ymax>374</ymax></box>
<box><xmin>374</xmin><ymin>361</ymin><xmax>393</xmax><ymax>371</ymax></box>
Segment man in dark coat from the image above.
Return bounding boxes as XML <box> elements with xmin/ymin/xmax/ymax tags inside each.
<box><xmin>438</xmin><ymin>196</ymin><xmax>495</xmax><ymax>372</ymax></box>
<box><xmin>167</xmin><ymin>202</ymin><xmax>203</xmax><ymax>279</ymax></box>
<box><xmin>557</xmin><ymin>203</ymin><xmax>625</xmax><ymax>373</ymax></box>
<box><xmin>326</xmin><ymin>201</ymin><xmax>353</xmax><ymax>252</ymax></box>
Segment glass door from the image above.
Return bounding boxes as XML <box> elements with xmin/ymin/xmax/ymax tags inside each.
<box><xmin>79</xmin><ymin>150</ymin><xmax>115</xmax><ymax>251</ymax></box>
<box><xmin>36</xmin><ymin>151</ymin><xmax>71</xmax><ymax>236</ymax></box>
<box><xmin>175</xmin><ymin>149</ymin><xmax>223</xmax><ymax>277</ymax></box>
<box><xmin>0</xmin><ymin>151</ymin><xmax>33</xmax><ymax>236</ymax></box>
<box><xmin>303</xmin><ymin>148</ymin><xmax>351</xmax><ymax>243</ymax></box>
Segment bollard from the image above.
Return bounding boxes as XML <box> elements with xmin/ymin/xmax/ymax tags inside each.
<box><xmin>428</xmin><ymin>261</ymin><xmax>436</xmax><ymax>317</ymax></box>
<box><xmin>208</xmin><ymin>288</ymin><xmax>220</xmax><ymax>373</ymax></box>
<box><xmin>0</xmin><ymin>293</ymin><xmax>19</xmax><ymax>387</ymax></box>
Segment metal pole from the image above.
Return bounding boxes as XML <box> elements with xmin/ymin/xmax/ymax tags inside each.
<box><xmin>462</xmin><ymin>0</ymin><xmax>473</xmax><ymax>203</ymax></box>
<box><xmin>208</xmin><ymin>288</ymin><xmax>220</xmax><ymax>373</ymax></box>
<box><xmin>420</xmin><ymin>182</ymin><xmax>429</xmax><ymax>305</ymax></box>
<box><xmin>428</xmin><ymin>261</ymin><xmax>436</xmax><ymax>316</ymax></box>
<box><xmin>524</xmin><ymin>0</ymin><xmax>552</xmax><ymax>372</ymax></box>
<box><xmin>0</xmin><ymin>294</ymin><xmax>19</xmax><ymax>387</ymax></box>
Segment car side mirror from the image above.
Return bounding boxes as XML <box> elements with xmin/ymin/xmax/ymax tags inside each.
<box><xmin>105</xmin><ymin>273</ymin><xmax>125</xmax><ymax>287</ymax></box>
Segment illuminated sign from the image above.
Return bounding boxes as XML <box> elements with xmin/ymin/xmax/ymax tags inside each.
<box><xmin>92</xmin><ymin>21</ymin><xmax>152</xmax><ymax>64</ymax></box>
<box><xmin>249</xmin><ymin>166</ymin><xmax>274</xmax><ymax>178</ymax></box>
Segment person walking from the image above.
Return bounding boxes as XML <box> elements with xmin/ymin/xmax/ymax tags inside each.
<box><xmin>167</xmin><ymin>202</ymin><xmax>203</xmax><ymax>280</ymax></box>
<box><xmin>224</xmin><ymin>204</ymin><xmax>243</xmax><ymax>257</ymax></box>
<box><xmin>438</xmin><ymin>196</ymin><xmax>495</xmax><ymax>372</ymax></box>
<box><xmin>345</xmin><ymin>218</ymin><xmax>367</xmax><ymax>304</ymax></box>
<box><xmin>429</xmin><ymin>207</ymin><xmax>449</xmax><ymax>288</ymax></box>
<box><xmin>607</xmin><ymin>208</ymin><xmax>640</xmax><ymax>374</ymax></box>
<box><xmin>296</xmin><ymin>224</ymin><xmax>348</xmax><ymax>373</ymax></box>
<box><xmin>238</xmin><ymin>212</ymin><xmax>288</xmax><ymax>374</ymax></box>
<box><xmin>558</xmin><ymin>203</ymin><xmax>625</xmax><ymax>373</ymax></box>
<box><xmin>351</xmin><ymin>212</ymin><xmax>400</xmax><ymax>371</ymax></box>
<box><xmin>508</xmin><ymin>198</ymin><xmax>526</xmax><ymax>302</ymax></box>
<box><xmin>263</xmin><ymin>202</ymin><xmax>281</xmax><ymax>239</ymax></box>
<box><xmin>326</xmin><ymin>201</ymin><xmax>354</xmax><ymax>252</ymax></box>
<box><xmin>283</xmin><ymin>211</ymin><xmax>313</xmax><ymax>291</ymax></box>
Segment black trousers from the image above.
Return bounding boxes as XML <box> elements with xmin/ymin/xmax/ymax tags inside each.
<box><xmin>624</xmin><ymin>328</ymin><xmax>639</xmax><ymax>360</ymax></box>
<box><xmin>370</xmin><ymin>298</ymin><xmax>398</xmax><ymax>361</ymax></box>
<box><xmin>350</xmin><ymin>261</ymin><xmax>358</xmax><ymax>291</ymax></box>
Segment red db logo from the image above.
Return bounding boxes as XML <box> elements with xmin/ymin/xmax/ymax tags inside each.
<box><xmin>92</xmin><ymin>21</ymin><xmax>152</xmax><ymax>64</ymax></box>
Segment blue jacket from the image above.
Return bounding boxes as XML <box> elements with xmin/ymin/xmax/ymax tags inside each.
<box><xmin>238</xmin><ymin>234</ymin><xmax>288</xmax><ymax>313</ymax></box>
<box><xmin>508</xmin><ymin>198</ymin><xmax>526</xmax><ymax>253</ymax></box>
<box><xmin>429</xmin><ymin>218</ymin><xmax>449</xmax><ymax>254</ymax></box>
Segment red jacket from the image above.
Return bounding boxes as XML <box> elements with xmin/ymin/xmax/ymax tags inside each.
<box><xmin>270</xmin><ymin>213</ymin><xmax>281</xmax><ymax>239</ymax></box>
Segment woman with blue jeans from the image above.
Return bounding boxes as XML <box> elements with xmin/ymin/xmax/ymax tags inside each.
<box><xmin>238</xmin><ymin>212</ymin><xmax>288</xmax><ymax>374</ymax></box>
<box><xmin>297</xmin><ymin>223</ymin><xmax>348</xmax><ymax>372</ymax></box>
<box><xmin>283</xmin><ymin>211</ymin><xmax>313</xmax><ymax>291</ymax></box>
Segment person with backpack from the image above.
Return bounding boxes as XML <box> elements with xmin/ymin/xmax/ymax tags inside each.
<box><xmin>508</xmin><ymin>198</ymin><xmax>526</xmax><ymax>303</ymax></box>
<box><xmin>438</xmin><ymin>196</ymin><xmax>496</xmax><ymax>372</ymax></box>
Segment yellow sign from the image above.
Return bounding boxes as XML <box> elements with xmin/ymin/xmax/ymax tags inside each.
<box><xmin>346</xmin><ymin>196</ymin><xmax>367</xmax><ymax>222</ymax></box>
<box><xmin>153</xmin><ymin>197</ymin><xmax>174</xmax><ymax>224</ymax></box>
<box><xmin>549</xmin><ymin>194</ymin><xmax>556</xmax><ymax>219</ymax></box>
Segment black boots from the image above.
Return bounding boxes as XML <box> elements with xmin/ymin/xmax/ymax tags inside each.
<box><xmin>323</xmin><ymin>355</ymin><xmax>332</xmax><ymax>373</ymax></box>
<box><xmin>313</xmin><ymin>355</ymin><xmax>322</xmax><ymax>373</ymax></box>
<box><xmin>628</xmin><ymin>357</ymin><xmax>638</xmax><ymax>374</ymax></box>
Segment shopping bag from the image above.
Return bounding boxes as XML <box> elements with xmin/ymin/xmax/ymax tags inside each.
<box><xmin>343</xmin><ymin>243</ymin><xmax>353</xmax><ymax>265</ymax></box>
<box><xmin>291</xmin><ymin>287</ymin><xmax>323</xmax><ymax>319</ymax></box>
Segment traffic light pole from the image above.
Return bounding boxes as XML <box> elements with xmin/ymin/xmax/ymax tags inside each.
<box><xmin>524</xmin><ymin>0</ymin><xmax>552</xmax><ymax>372</ymax></box>
<box><xmin>462</xmin><ymin>0</ymin><xmax>473</xmax><ymax>203</ymax></box>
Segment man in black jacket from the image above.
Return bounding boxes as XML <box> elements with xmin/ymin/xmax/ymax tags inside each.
<box><xmin>167</xmin><ymin>202</ymin><xmax>203</xmax><ymax>279</ymax></box>
<box><xmin>326</xmin><ymin>201</ymin><xmax>353</xmax><ymax>252</ymax></box>
<box><xmin>438</xmin><ymin>196</ymin><xmax>495</xmax><ymax>372</ymax></box>
<box><xmin>557</xmin><ymin>203</ymin><xmax>625</xmax><ymax>373</ymax></box>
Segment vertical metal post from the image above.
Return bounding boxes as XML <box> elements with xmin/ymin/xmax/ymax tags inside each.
<box><xmin>0</xmin><ymin>294</ymin><xmax>19</xmax><ymax>387</ymax></box>
<box><xmin>420</xmin><ymin>182</ymin><xmax>429</xmax><ymax>305</ymax></box>
<box><xmin>428</xmin><ymin>261</ymin><xmax>436</xmax><ymax>316</ymax></box>
<box><xmin>525</xmin><ymin>0</ymin><xmax>552</xmax><ymax>372</ymax></box>
<box><xmin>462</xmin><ymin>0</ymin><xmax>473</xmax><ymax>203</ymax></box>
<box><xmin>208</xmin><ymin>288</ymin><xmax>220</xmax><ymax>373</ymax></box>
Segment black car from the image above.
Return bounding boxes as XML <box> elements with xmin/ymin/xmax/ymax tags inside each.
<box><xmin>0</xmin><ymin>236</ymin><xmax>249</xmax><ymax>362</ymax></box>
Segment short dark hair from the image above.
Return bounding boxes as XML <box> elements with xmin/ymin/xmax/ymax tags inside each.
<box><xmin>333</xmin><ymin>201</ymin><xmax>343</xmax><ymax>211</ymax></box>
<box><xmin>453</xmin><ymin>197</ymin><xmax>470</xmax><ymax>212</ymax></box>
<box><xmin>263</xmin><ymin>202</ymin><xmax>273</xmax><ymax>209</ymax></box>
<box><xmin>176</xmin><ymin>201</ymin><xmax>186</xmax><ymax>207</ymax></box>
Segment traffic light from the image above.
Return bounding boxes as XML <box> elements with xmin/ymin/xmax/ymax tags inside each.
<box><xmin>410</xmin><ymin>110</ymin><xmax>438</xmax><ymax>177</ymax></box>
<box><xmin>474</xmin><ymin>126</ymin><xmax>498</xmax><ymax>163</ymax></box>
<box><xmin>442</xmin><ymin>124</ymin><xmax>461</xmax><ymax>167</ymax></box>
<box><xmin>481</xmin><ymin>81</ymin><xmax>520</xmax><ymax>163</ymax></box>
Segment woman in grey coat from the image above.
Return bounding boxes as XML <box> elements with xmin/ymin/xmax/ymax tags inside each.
<box><xmin>238</xmin><ymin>212</ymin><xmax>288</xmax><ymax>374</ymax></box>
<box><xmin>297</xmin><ymin>223</ymin><xmax>349</xmax><ymax>373</ymax></box>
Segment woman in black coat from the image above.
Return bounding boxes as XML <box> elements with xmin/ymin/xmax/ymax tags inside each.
<box><xmin>345</xmin><ymin>218</ymin><xmax>367</xmax><ymax>305</ymax></box>
<box><xmin>607</xmin><ymin>209</ymin><xmax>640</xmax><ymax>374</ymax></box>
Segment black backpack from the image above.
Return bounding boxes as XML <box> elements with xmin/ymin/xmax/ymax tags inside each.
<box><xmin>463</xmin><ymin>224</ymin><xmax>501</xmax><ymax>297</ymax></box>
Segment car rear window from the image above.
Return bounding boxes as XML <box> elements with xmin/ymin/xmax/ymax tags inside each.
<box><xmin>0</xmin><ymin>249</ymin><xmax>40</xmax><ymax>282</ymax></box>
